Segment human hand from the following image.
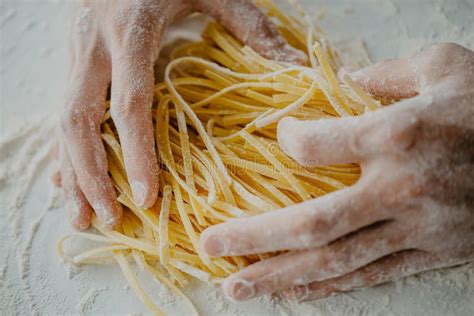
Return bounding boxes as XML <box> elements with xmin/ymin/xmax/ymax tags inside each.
<box><xmin>58</xmin><ymin>0</ymin><xmax>306</xmax><ymax>230</ymax></box>
<box><xmin>200</xmin><ymin>43</ymin><xmax>474</xmax><ymax>301</ymax></box>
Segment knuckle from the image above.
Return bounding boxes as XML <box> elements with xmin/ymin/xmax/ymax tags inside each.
<box><xmin>61</xmin><ymin>94</ymin><xmax>101</xmax><ymax>135</ymax></box>
<box><xmin>384</xmin><ymin>173</ymin><xmax>428</xmax><ymax>206</ymax></box>
<box><xmin>61</xmin><ymin>104</ymin><xmax>86</xmax><ymax>133</ymax></box>
<box><xmin>414</xmin><ymin>43</ymin><xmax>470</xmax><ymax>88</ymax></box>
<box><xmin>74</xmin><ymin>37</ymin><xmax>110</xmax><ymax>72</ymax></box>
<box><xmin>364</xmin><ymin>173</ymin><xmax>401</xmax><ymax>207</ymax></box>
<box><xmin>420</xmin><ymin>43</ymin><xmax>469</xmax><ymax>76</ymax></box>
<box><xmin>430</xmin><ymin>42</ymin><xmax>464</xmax><ymax>57</ymax></box>
<box><xmin>111</xmin><ymin>90</ymin><xmax>151</xmax><ymax>122</ymax></box>
<box><xmin>291</xmin><ymin>207</ymin><xmax>338</xmax><ymax>247</ymax></box>
<box><xmin>387</xmin><ymin>116</ymin><xmax>423</xmax><ymax>152</ymax></box>
<box><xmin>291</xmin><ymin>218</ymin><xmax>323</xmax><ymax>246</ymax></box>
<box><xmin>110</xmin><ymin>2</ymin><xmax>164</xmax><ymax>44</ymax></box>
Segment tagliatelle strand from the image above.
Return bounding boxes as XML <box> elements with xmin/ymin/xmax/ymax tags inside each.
<box><xmin>114</xmin><ymin>251</ymin><xmax>165</xmax><ymax>316</ymax></box>
<box><xmin>158</xmin><ymin>185</ymin><xmax>172</xmax><ymax>265</ymax></box>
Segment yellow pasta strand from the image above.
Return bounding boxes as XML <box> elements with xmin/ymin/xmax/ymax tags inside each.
<box><xmin>159</xmin><ymin>185</ymin><xmax>172</xmax><ymax>265</ymax></box>
<box><xmin>115</xmin><ymin>251</ymin><xmax>164</xmax><ymax>316</ymax></box>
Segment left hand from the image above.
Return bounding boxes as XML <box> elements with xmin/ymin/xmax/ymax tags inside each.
<box><xmin>199</xmin><ymin>43</ymin><xmax>474</xmax><ymax>302</ymax></box>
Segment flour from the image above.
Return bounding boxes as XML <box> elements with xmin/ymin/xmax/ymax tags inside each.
<box><xmin>205</xmin><ymin>284</ymin><xmax>236</xmax><ymax>315</ymax></box>
<box><xmin>76</xmin><ymin>286</ymin><xmax>109</xmax><ymax>315</ymax></box>
<box><xmin>18</xmin><ymin>186</ymin><xmax>61</xmax><ymax>315</ymax></box>
<box><xmin>1</xmin><ymin>0</ymin><xmax>474</xmax><ymax>315</ymax></box>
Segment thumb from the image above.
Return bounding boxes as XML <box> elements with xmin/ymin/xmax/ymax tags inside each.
<box><xmin>193</xmin><ymin>0</ymin><xmax>307</xmax><ymax>65</ymax></box>
<box><xmin>277</xmin><ymin>95</ymin><xmax>428</xmax><ymax>166</ymax></box>
<box><xmin>343</xmin><ymin>59</ymin><xmax>418</xmax><ymax>100</ymax></box>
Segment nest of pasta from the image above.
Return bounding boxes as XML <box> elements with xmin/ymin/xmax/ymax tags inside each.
<box><xmin>59</xmin><ymin>0</ymin><xmax>381</xmax><ymax>314</ymax></box>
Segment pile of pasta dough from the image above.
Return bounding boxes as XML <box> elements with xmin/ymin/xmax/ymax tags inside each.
<box><xmin>59</xmin><ymin>1</ymin><xmax>381</xmax><ymax>314</ymax></box>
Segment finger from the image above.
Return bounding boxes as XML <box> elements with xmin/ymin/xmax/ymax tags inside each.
<box><xmin>193</xmin><ymin>0</ymin><xmax>307</xmax><ymax>65</ymax></box>
<box><xmin>109</xmin><ymin>13</ymin><xmax>162</xmax><ymax>209</ymax></box>
<box><xmin>61</xmin><ymin>51</ymin><xmax>122</xmax><ymax>229</ymax></box>
<box><xmin>200</xmin><ymin>184</ymin><xmax>387</xmax><ymax>257</ymax></box>
<box><xmin>282</xmin><ymin>250</ymin><xmax>440</xmax><ymax>302</ymax></box>
<box><xmin>344</xmin><ymin>43</ymin><xmax>472</xmax><ymax>99</ymax></box>
<box><xmin>277</xmin><ymin>94</ymin><xmax>430</xmax><ymax>166</ymax></box>
<box><xmin>277</xmin><ymin>116</ymin><xmax>369</xmax><ymax>166</ymax></box>
<box><xmin>221</xmin><ymin>221</ymin><xmax>405</xmax><ymax>301</ymax></box>
<box><xmin>59</xmin><ymin>137</ymin><xmax>92</xmax><ymax>230</ymax></box>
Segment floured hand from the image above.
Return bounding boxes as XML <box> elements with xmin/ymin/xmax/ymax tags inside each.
<box><xmin>200</xmin><ymin>43</ymin><xmax>474</xmax><ymax>302</ymax></box>
<box><xmin>57</xmin><ymin>0</ymin><xmax>307</xmax><ymax>230</ymax></box>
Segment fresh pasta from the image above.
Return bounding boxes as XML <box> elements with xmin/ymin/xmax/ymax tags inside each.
<box><xmin>58</xmin><ymin>1</ymin><xmax>382</xmax><ymax>314</ymax></box>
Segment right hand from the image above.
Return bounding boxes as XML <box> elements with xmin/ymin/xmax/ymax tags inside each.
<box><xmin>200</xmin><ymin>43</ymin><xmax>474</xmax><ymax>301</ymax></box>
<box><xmin>57</xmin><ymin>0</ymin><xmax>306</xmax><ymax>230</ymax></box>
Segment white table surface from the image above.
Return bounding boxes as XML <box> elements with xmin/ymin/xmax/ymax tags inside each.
<box><xmin>1</xmin><ymin>0</ymin><xmax>473</xmax><ymax>315</ymax></box>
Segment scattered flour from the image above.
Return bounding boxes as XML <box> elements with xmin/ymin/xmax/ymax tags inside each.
<box><xmin>76</xmin><ymin>286</ymin><xmax>109</xmax><ymax>315</ymax></box>
<box><xmin>121</xmin><ymin>283</ymin><xmax>132</xmax><ymax>293</ymax></box>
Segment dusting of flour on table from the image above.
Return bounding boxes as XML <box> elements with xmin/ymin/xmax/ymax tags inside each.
<box><xmin>1</xmin><ymin>0</ymin><xmax>473</xmax><ymax>315</ymax></box>
<box><xmin>76</xmin><ymin>286</ymin><xmax>109</xmax><ymax>315</ymax></box>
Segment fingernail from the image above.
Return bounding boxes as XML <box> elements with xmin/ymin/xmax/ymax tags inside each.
<box><xmin>223</xmin><ymin>279</ymin><xmax>256</xmax><ymax>301</ymax></box>
<box><xmin>93</xmin><ymin>202</ymin><xmax>122</xmax><ymax>229</ymax></box>
<box><xmin>130</xmin><ymin>179</ymin><xmax>147</xmax><ymax>207</ymax></box>
<box><xmin>200</xmin><ymin>229</ymin><xmax>224</xmax><ymax>257</ymax></box>
<box><xmin>287</xmin><ymin>285</ymin><xmax>310</xmax><ymax>302</ymax></box>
